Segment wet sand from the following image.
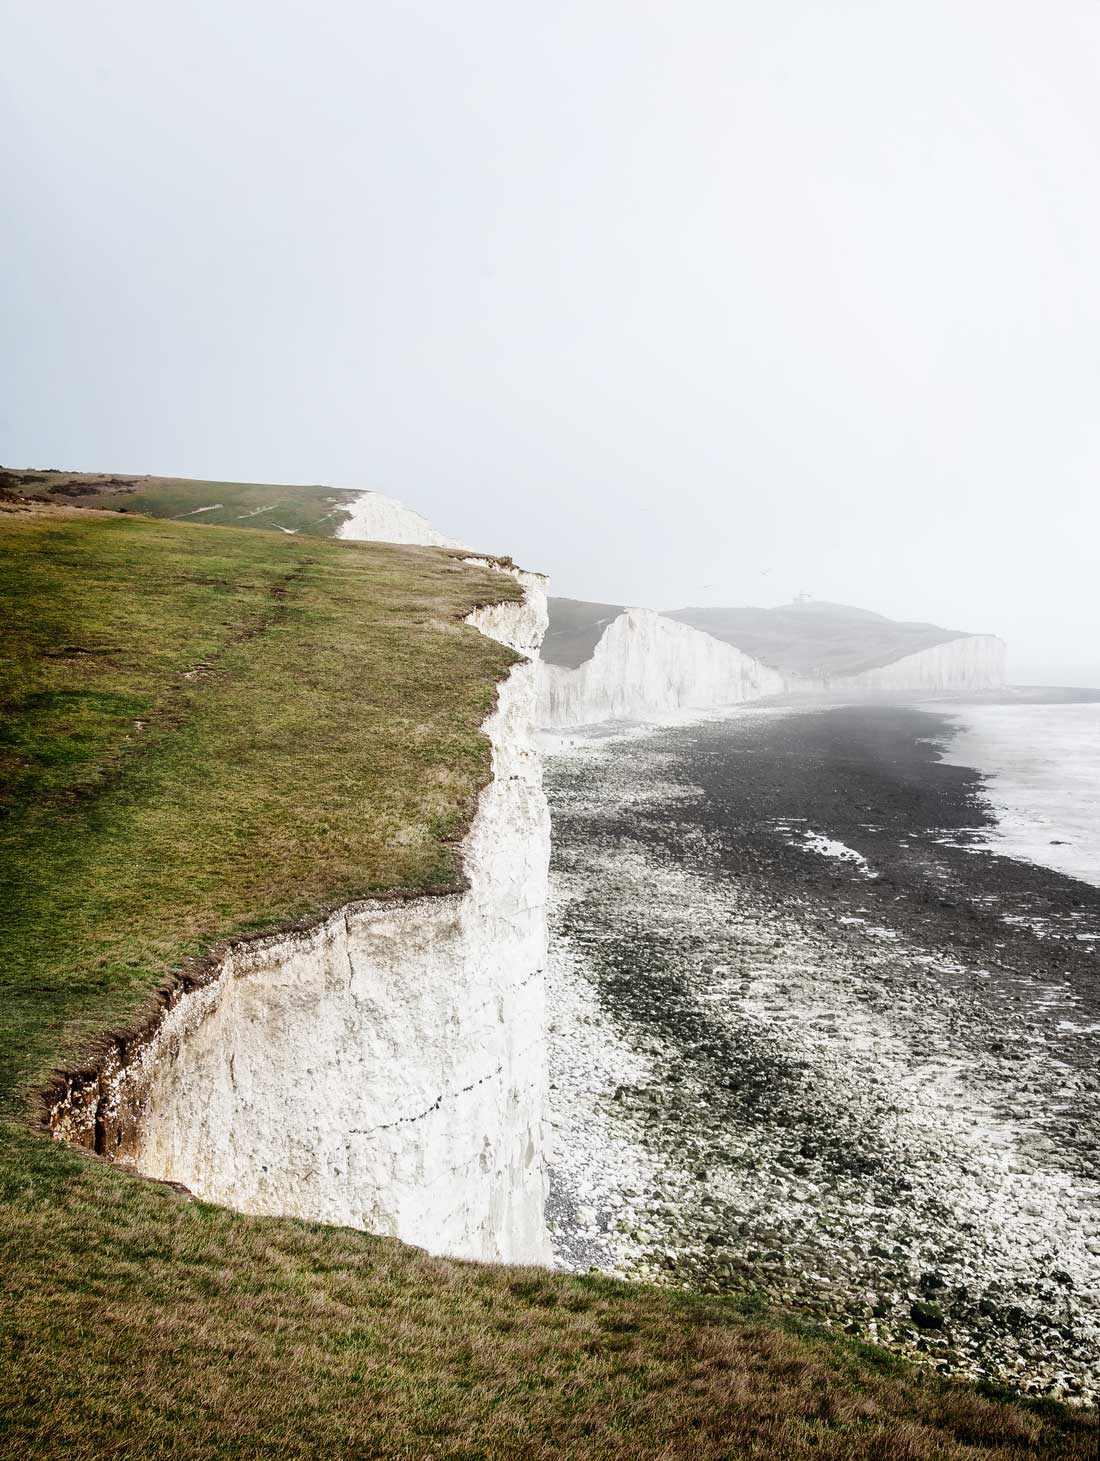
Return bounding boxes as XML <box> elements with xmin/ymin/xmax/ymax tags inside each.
<box><xmin>545</xmin><ymin>705</ymin><xmax>1100</xmax><ymax>1402</ymax></box>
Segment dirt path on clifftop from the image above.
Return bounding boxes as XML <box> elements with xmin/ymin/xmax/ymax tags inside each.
<box><xmin>545</xmin><ymin>706</ymin><xmax>1100</xmax><ymax>1404</ymax></box>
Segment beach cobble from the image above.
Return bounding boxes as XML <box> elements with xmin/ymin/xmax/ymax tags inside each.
<box><xmin>545</xmin><ymin>707</ymin><xmax>1100</xmax><ymax>1402</ymax></box>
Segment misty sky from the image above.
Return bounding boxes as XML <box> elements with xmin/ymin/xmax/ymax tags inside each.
<box><xmin>3</xmin><ymin>2</ymin><xmax>1099</xmax><ymax>684</ymax></box>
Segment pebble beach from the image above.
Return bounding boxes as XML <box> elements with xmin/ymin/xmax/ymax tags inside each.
<box><xmin>545</xmin><ymin>704</ymin><xmax>1100</xmax><ymax>1402</ymax></box>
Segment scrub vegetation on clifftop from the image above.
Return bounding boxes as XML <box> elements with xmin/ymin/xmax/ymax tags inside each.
<box><xmin>0</xmin><ymin>493</ymin><xmax>1094</xmax><ymax>1459</ymax></box>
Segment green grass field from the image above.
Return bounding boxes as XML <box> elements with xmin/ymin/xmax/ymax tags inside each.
<box><xmin>0</xmin><ymin>496</ymin><xmax>1095</xmax><ymax>1459</ymax></box>
<box><xmin>0</xmin><ymin>466</ymin><xmax>362</xmax><ymax>536</ymax></box>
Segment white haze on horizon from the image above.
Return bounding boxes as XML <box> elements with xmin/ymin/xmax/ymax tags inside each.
<box><xmin>2</xmin><ymin>1</ymin><xmax>1098</xmax><ymax>685</ymax></box>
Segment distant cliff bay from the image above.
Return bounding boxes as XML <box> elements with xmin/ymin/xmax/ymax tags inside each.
<box><xmin>539</xmin><ymin>596</ymin><xmax>1006</xmax><ymax>728</ymax></box>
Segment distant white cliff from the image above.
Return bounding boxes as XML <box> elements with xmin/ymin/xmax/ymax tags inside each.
<box><xmin>52</xmin><ymin>568</ymin><xmax>552</xmax><ymax>1266</ymax></box>
<box><xmin>539</xmin><ymin>608</ymin><xmax>784</xmax><ymax>728</ymax></box>
<box><xmin>826</xmin><ymin>635</ymin><xmax>1007</xmax><ymax>693</ymax></box>
<box><xmin>337</xmin><ymin>489</ymin><xmax>467</xmax><ymax>548</ymax></box>
<box><xmin>666</xmin><ymin>602</ymin><xmax>1007</xmax><ymax>694</ymax></box>
<box><xmin>540</xmin><ymin>598</ymin><xmax>1008</xmax><ymax>726</ymax></box>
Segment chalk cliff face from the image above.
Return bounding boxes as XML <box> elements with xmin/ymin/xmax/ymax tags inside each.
<box><xmin>337</xmin><ymin>489</ymin><xmax>467</xmax><ymax>548</ymax></box>
<box><xmin>539</xmin><ymin>608</ymin><xmax>784</xmax><ymax>728</ymax></box>
<box><xmin>828</xmin><ymin>635</ymin><xmax>1007</xmax><ymax>692</ymax></box>
<box><xmin>51</xmin><ymin>570</ymin><xmax>551</xmax><ymax>1266</ymax></box>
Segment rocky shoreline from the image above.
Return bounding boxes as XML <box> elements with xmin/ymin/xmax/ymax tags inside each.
<box><xmin>544</xmin><ymin>706</ymin><xmax>1100</xmax><ymax>1403</ymax></box>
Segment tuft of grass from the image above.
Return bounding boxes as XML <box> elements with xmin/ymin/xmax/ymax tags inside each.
<box><xmin>0</xmin><ymin>502</ymin><xmax>1095</xmax><ymax>1458</ymax></box>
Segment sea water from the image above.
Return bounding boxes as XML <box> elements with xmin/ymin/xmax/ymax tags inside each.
<box><xmin>935</xmin><ymin>701</ymin><xmax>1100</xmax><ymax>888</ymax></box>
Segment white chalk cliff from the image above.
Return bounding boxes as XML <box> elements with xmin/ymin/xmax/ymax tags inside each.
<box><xmin>540</xmin><ymin>595</ymin><xmax>1008</xmax><ymax>727</ymax></box>
<box><xmin>826</xmin><ymin>635</ymin><xmax>1007</xmax><ymax>693</ymax></box>
<box><xmin>52</xmin><ymin>566</ymin><xmax>552</xmax><ymax>1266</ymax></box>
<box><xmin>336</xmin><ymin>488</ymin><xmax>467</xmax><ymax>548</ymax></box>
<box><xmin>665</xmin><ymin>602</ymin><xmax>1007</xmax><ymax>696</ymax></box>
<box><xmin>539</xmin><ymin>608</ymin><xmax>784</xmax><ymax>728</ymax></box>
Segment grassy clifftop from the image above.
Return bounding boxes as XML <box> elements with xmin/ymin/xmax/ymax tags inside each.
<box><xmin>0</xmin><ymin>467</ymin><xmax>364</xmax><ymax>536</ymax></box>
<box><xmin>0</xmin><ymin>498</ymin><xmax>1093</xmax><ymax>1458</ymax></box>
<box><xmin>0</xmin><ymin>504</ymin><xmax>518</xmax><ymax>1108</ymax></box>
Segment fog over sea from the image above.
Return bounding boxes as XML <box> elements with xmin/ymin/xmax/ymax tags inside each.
<box><xmin>936</xmin><ymin>702</ymin><xmax>1100</xmax><ymax>889</ymax></box>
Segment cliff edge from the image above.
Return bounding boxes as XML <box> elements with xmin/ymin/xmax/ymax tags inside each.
<box><xmin>49</xmin><ymin>565</ymin><xmax>551</xmax><ymax>1263</ymax></box>
<box><xmin>8</xmin><ymin>499</ymin><xmax>549</xmax><ymax>1264</ymax></box>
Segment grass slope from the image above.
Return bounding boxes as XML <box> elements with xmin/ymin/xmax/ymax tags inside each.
<box><xmin>542</xmin><ymin>597</ymin><xmax>627</xmax><ymax>669</ymax></box>
<box><xmin>0</xmin><ymin>503</ymin><xmax>1094</xmax><ymax>1458</ymax></box>
<box><xmin>0</xmin><ymin>467</ymin><xmax>361</xmax><ymax>536</ymax></box>
<box><xmin>0</xmin><ymin>505</ymin><xmax>518</xmax><ymax>1109</ymax></box>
